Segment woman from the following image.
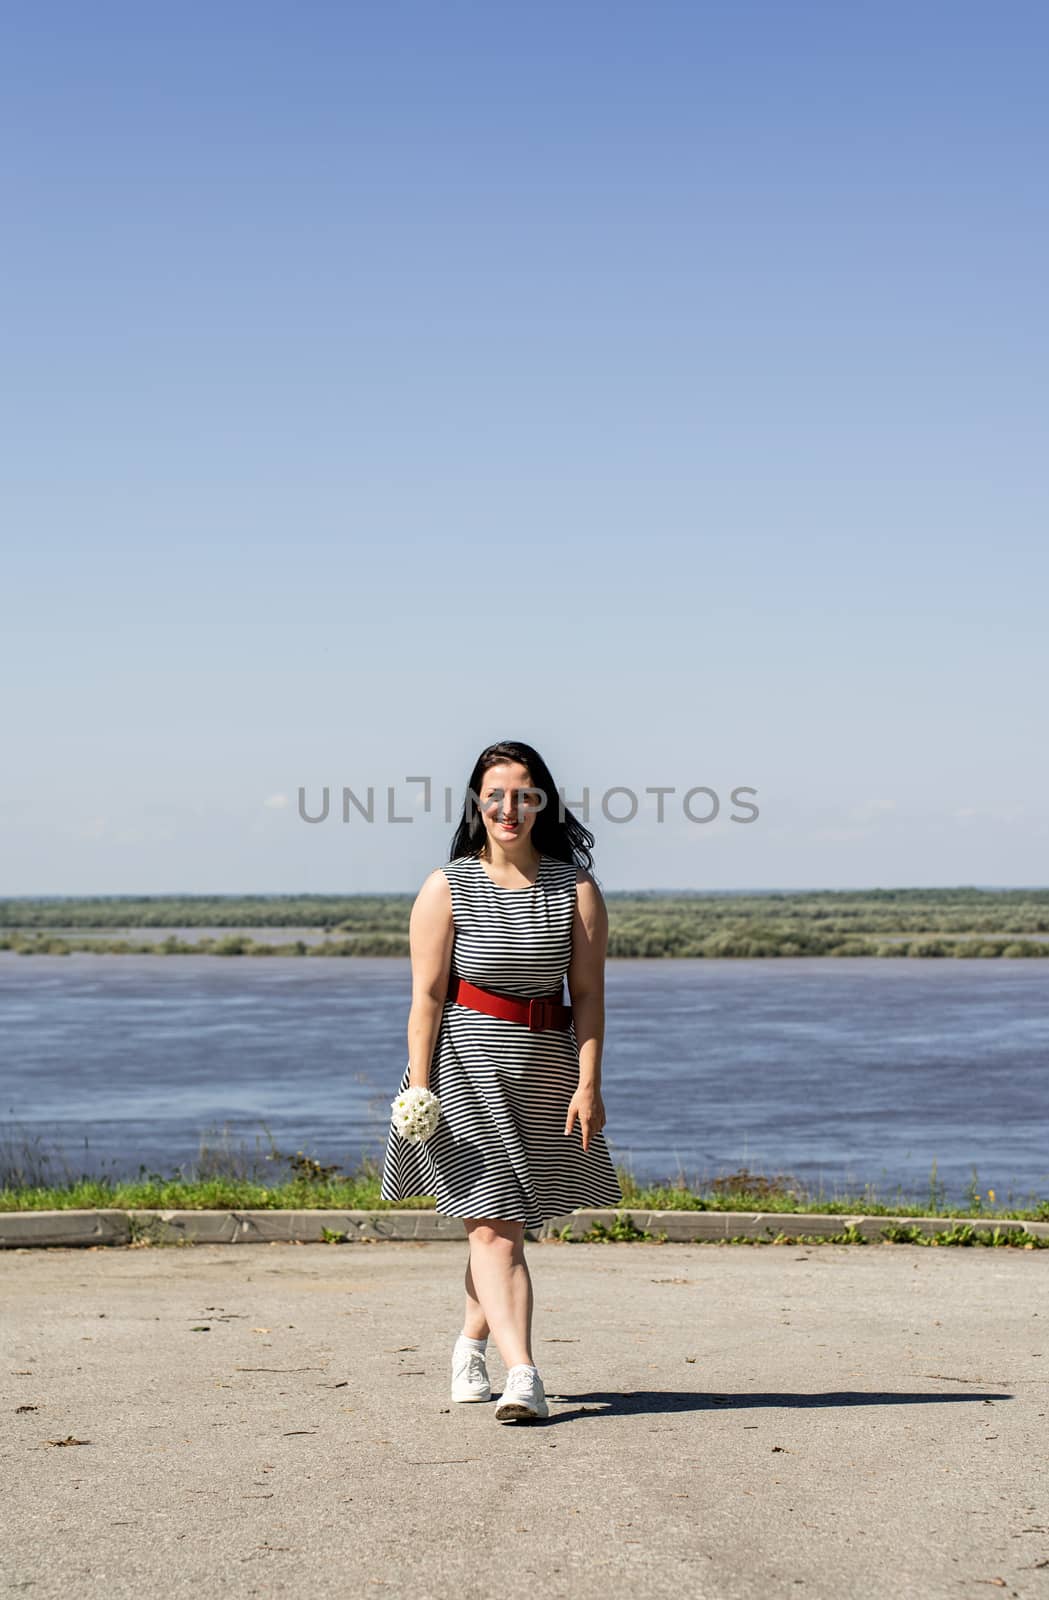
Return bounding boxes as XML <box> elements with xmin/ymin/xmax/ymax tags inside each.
<box><xmin>379</xmin><ymin>738</ymin><xmax>623</xmax><ymax>1422</ymax></box>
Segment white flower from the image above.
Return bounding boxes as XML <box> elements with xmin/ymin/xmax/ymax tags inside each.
<box><xmin>390</xmin><ymin>1085</ymin><xmax>441</xmax><ymax>1144</ymax></box>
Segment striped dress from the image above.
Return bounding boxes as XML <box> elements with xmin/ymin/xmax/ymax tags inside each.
<box><xmin>379</xmin><ymin>850</ymin><xmax>623</xmax><ymax>1227</ymax></box>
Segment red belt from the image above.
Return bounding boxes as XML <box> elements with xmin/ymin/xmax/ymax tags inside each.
<box><xmin>447</xmin><ymin>974</ymin><xmax>573</xmax><ymax>1033</ymax></box>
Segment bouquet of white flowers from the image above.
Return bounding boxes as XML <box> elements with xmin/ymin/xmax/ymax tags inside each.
<box><xmin>390</xmin><ymin>1084</ymin><xmax>441</xmax><ymax>1145</ymax></box>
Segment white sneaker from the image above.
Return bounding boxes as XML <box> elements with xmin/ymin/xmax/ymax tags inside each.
<box><xmin>451</xmin><ymin>1338</ymin><xmax>491</xmax><ymax>1403</ymax></box>
<box><xmin>494</xmin><ymin>1363</ymin><xmax>549</xmax><ymax>1422</ymax></box>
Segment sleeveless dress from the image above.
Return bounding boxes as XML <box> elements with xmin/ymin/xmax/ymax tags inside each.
<box><xmin>379</xmin><ymin>851</ymin><xmax>623</xmax><ymax>1227</ymax></box>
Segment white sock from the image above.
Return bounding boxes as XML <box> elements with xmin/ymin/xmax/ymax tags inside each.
<box><xmin>458</xmin><ymin>1332</ymin><xmax>487</xmax><ymax>1351</ymax></box>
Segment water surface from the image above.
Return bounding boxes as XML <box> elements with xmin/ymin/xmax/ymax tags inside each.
<box><xmin>0</xmin><ymin>955</ymin><xmax>1045</xmax><ymax>1206</ymax></box>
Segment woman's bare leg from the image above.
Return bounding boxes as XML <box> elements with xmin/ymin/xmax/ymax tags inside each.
<box><xmin>461</xmin><ymin>1218</ymin><xmax>535</xmax><ymax>1368</ymax></box>
<box><xmin>461</xmin><ymin>1250</ymin><xmax>490</xmax><ymax>1341</ymax></box>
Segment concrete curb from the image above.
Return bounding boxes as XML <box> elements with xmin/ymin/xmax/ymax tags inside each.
<box><xmin>0</xmin><ymin>1207</ymin><xmax>1045</xmax><ymax>1248</ymax></box>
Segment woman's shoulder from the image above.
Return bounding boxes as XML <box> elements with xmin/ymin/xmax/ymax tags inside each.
<box><xmin>566</xmin><ymin>859</ymin><xmax>604</xmax><ymax>900</ymax></box>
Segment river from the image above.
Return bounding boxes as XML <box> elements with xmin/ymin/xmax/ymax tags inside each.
<box><xmin>0</xmin><ymin>955</ymin><xmax>1045</xmax><ymax>1207</ymax></box>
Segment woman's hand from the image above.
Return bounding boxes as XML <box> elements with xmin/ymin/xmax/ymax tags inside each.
<box><xmin>564</xmin><ymin>1085</ymin><xmax>607</xmax><ymax>1152</ymax></box>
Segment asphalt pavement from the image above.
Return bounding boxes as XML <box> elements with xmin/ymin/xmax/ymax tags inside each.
<box><xmin>2</xmin><ymin>1238</ymin><xmax>1046</xmax><ymax>1599</ymax></box>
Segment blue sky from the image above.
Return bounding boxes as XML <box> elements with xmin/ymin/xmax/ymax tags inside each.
<box><xmin>3</xmin><ymin>1</ymin><xmax>1046</xmax><ymax>894</ymax></box>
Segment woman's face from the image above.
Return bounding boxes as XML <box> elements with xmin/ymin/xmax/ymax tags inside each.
<box><xmin>477</xmin><ymin>761</ymin><xmax>543</xmax><ymax>850</ymax></box>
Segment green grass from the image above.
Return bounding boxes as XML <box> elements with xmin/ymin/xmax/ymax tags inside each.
<box><xmin>557</xmin><ymin>1216</ymin><xmax>1047</xmax><ymax>1248</ymax></box>
<box><xmin>2</xmin><ymin>1153</ymin><xmax>1045</xmax><ymax>1221</ymax></box>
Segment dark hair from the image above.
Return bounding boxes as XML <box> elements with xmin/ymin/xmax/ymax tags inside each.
<box><xmin>448</xmin><ymin>739</ymin><xmax>596</xmax><ymax>875</ymax></box>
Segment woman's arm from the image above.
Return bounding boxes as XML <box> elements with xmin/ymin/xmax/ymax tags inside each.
<box><xmin>565</xmin><ymin>867</ymin><xmax>609</xmax><ymax>1148</ymax></box>
<box><xmin>406</xmin><ymin>869</ymin><xmax>455</xmax><ymax>1089</ymax></box>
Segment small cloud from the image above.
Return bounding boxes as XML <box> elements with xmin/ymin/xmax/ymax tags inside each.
<box><xmin>263</xmin><ymin>793</ymin><xmax>290</xmax><ymax>810</ymax></box>
<box><xmin>952</xmin><ymin>805</ymin><xmax>1027</xmax><ymax>826</ymax></box>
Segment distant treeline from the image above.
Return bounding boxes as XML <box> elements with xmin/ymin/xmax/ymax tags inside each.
<box><xmin>2</xmin><ymin>888</ymin><xmax>1049</xmax><ymax>957</ymax></box>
